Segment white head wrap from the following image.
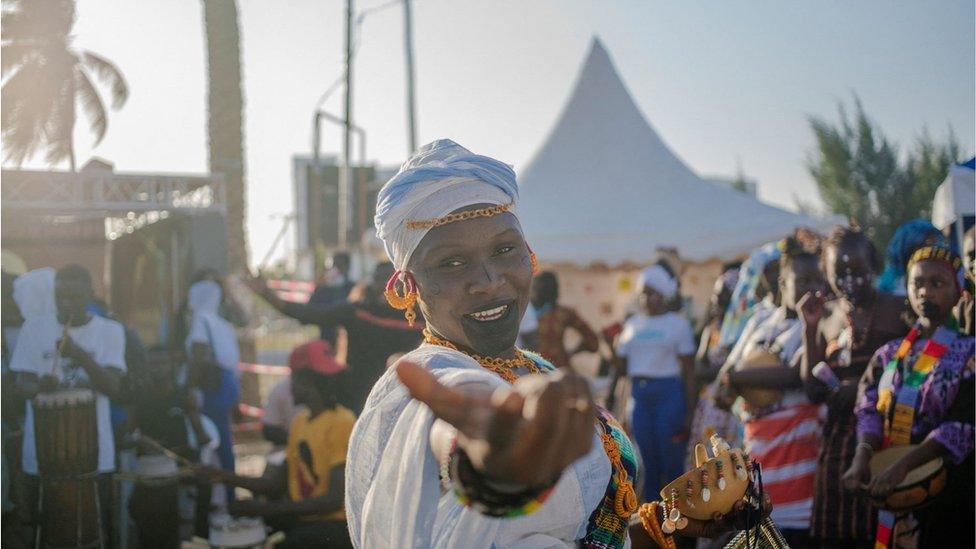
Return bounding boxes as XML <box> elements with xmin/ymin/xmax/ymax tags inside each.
<box><xmin>374</xmin><ymin>139</ymin><xmax>520</xmax><ymax>271</ymax></box>
<box><xmin>185</xmin><ymin>280</ymin><xmax>240</xmax><ymax>370</ymax></box>
<box><xmin>13</xmin><ymin>267</ymin><xmax>56</xmax><ymax>320</ymax></box>
<box><xmin>638</xmin><ymin>265</ymin><xmax>677</xmax><ymax>300</ymax></box>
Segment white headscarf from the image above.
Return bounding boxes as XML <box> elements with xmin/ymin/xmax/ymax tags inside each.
<box><xmin>185</xmin><ymin>281</ymin><xmax>239</xmax><ymax>370</ymax></box>
<box><xmin>637</xmin><ymin>264</ymin><xmax>677</xmax><ymax>300</ymax></box>
<box><xmin>12</xmin><ymin>267</ymin><xmax>56</xmax><ymax>321</ymax></box>
<box><xmin>374</xmin><ymin>139</ymin><xmax>520</xmax><ymax>271</ymax></box>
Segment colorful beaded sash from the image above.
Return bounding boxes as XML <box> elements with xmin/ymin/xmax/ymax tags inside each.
<box><xmin>873</xmin><ymin>323</ymin><xmax>957</xmax><ymax>549</ymax></box>
<box><xmin>580</xmin><ymin>408</ymin><xmax>639</xmax><ymax>549</ymax></box>
<box><xmin>875</xmin><ymin>324</ymin><xmax>956</xmax><ymax>447</ymax></box>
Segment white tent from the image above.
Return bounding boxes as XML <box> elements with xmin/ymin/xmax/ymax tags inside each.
<box><xmin>931</xmin><ymin>161</ymin><xmax>975</xmax><ymax>243</ymax></box>
<box><xmin>519</xmin><ymin>38</ymin><xmax>837</xmax><ymax>266</ymax></box>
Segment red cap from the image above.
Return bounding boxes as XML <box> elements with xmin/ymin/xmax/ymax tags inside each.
<box><xmin>288</xmin><ymin>340</ymin><xmax>346</xmax><ymax>376</ymax></box>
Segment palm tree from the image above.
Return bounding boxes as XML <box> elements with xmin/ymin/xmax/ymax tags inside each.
<box><xmin>202</xmin><ymin>0</ymin><xmax>248</xmax><ymax>272</ymax></box>
<box><xmin>1</xmin><ymin>0</ymin><xmax>128</xmax><ymax>170</ymax></box>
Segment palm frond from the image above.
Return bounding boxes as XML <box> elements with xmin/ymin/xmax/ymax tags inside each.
<box><xmin>2</xmin><ymin>60</ymin><xmax>49</xmax><ymax>164</ymax></box>
<box><xmin>42</xmin><ymin>75</ymin><xmax>74</xmax><ymax>165</ymax></box>
<box><xmin>2</xmin><ymin>49</ymin><xmax>73</xmax><ymax>166</ymax></box>
<box><xmin>74</xmin><ymin>66</ymin><xmax>107</xmax><ymax>144</ymax></box>
<box><xmin>80</xmin><ymin>50</ymin><xmax>127</xmax><ymax>108</ymax></box>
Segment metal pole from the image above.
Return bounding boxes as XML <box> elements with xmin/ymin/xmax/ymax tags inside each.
<box><xmin>340</xmin><ymin>0</ymin><xmax>354</xmax><ymax>249</ymax></box>
<box><xmin>312</xmin><ymin>112</ymin><xmax>322</xmax><ymax>168</ymax></box>
<box><xmin>402</xmin><ymin>0</ymin><xmax>417</xmax><ymax>154</ymax></box>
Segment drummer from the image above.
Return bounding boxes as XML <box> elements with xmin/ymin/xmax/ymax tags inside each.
<box><xmin>11</xmin><ymin>264</ymin><xmax>126</xmax><ymax>542</ymax></box>
<box><xmin>844</xmin><ymin>246</ymin><xmax>974</xmax><ymax>548</ymax></box>
<box><xmin>196</xmin><ymin>341</ymin><xmax>355</xmax><ymax>549</ymax></box>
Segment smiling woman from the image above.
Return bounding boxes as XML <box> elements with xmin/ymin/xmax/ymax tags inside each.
<box><xmin>344</xmin><ymin>140</ymin><xmax>641</xmax><ymax>548</ymax></box>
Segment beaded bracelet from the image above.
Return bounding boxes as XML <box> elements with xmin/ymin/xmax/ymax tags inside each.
<box><xmin>448</xmin><ymin>447</ymin><xmax>556</xmax><ymax>517</ymax></box>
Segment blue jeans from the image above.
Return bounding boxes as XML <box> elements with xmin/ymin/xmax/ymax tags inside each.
<box><xmin>630</xmin><ymin>376</ymin><xmax>686</xmax><ymax>500</ymax></box>
<box><xmin>201</xmin><ymin>368</ymin><xmax>240</xmax><ymax>502</ymax></box>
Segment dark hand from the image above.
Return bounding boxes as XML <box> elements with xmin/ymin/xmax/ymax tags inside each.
<box><xmin>244</xmin><ymin>272</ymin><xmax>270</xmax><ymax>297</ymax></box>
<box><xmin>39</xmin><ymin>375</ymin><xmax>60</xmax><ymax>392</ymax></box>
<box><xmin>867</xmin><ymin>459</ymin><xmax>908</xmax><ymax>499</ymax></box>
<box><xmin>57</xmin><ymin>335</ymin><xmax>89</xmax><ymax>362</ymax></box>
<box><xmin>192</xmin><ymin>464</ymin><xmax>226</xmax><ymax>484</ymax></box>
<box><xmin>841</xmin><ymin>456</ymin><xmax>871</xmax><ymax>492</ymax></box>
<box><xmin>228</xmin><ymin>499</ymin><xmax>269</xmax><ymax>517</ymax></box>
<box><xmin>681</xmin><ymin>494</ymin><xmax>773</xmax><ymax>537</ymax></box>
<box><xmin>397</xmin><ymin>360</ymin><xmax>594</xmax><ymax>487</ymax></box>
<box><xmin>797</xmin><ymin>291</ymin><xmax>826</xmax><ymax>328</ymax></box>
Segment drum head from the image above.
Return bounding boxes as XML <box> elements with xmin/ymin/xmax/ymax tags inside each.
<box><xmin>869</xmin><ymin>446</ymin><xmax>943</xmax><ymax>487</ymax></box>
<box><xmin>34</xmin><ymin>388</ymin><xmax>95</xmax><ymax>406</ymax></box>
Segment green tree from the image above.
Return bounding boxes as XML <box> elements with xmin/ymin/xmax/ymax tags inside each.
<box><xmin>1</xmin><ymin>0</ymin><xmax>128</xmax><ymax>170</ymax></box>
<box><xmin>806</xmin><ymin>97</ymin><xmax>963</xmax><ymax>252</ymax></box>
<box><xmin>202</xmin><ymin>0</ymin><xmax>248</xmax><ymax>273</ymax></box>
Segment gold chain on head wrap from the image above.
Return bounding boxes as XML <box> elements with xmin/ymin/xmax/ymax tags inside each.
<box><xmin>406</xmin><ymin>203</ymin><xmax>514</xmax><ymax>230</ymax></box>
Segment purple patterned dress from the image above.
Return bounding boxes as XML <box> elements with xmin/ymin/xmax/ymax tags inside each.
<box><xmin>856</xmin><ymin>329</ymin><xmax>975</xmax><ymax>546</ymax></box>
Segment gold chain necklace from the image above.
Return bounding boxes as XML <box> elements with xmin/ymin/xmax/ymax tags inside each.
<box><xmin>422</xmin><ymin>329</ymin><xmax>539</xmax><ymax>383</ymax></box>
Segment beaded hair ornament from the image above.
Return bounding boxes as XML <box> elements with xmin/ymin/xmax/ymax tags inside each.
<box><xmin>906</xmin><ymin>245</ymin><xmax>969</xmax><ymax>291</ymax></box>
<box><xmin>384</xmin><ymin>203</ymin><xmax>540</xmax><ymax>325</ymax></box>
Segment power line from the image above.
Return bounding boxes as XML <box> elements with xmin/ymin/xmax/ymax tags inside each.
<box><xmin>314</xmin><ymin>0</ymin><xmax>416</xmax><ymax>111</ymax></box>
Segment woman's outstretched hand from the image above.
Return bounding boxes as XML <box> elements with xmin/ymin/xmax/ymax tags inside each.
<box><xmin>396</xmin><ymin>360</ymin><xmax>595</xmax><ymax>488</ymax></box>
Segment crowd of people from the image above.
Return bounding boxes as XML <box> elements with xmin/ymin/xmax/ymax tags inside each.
<box><xmin>1</xmin><ymin>139</ymin><xmax>973</xmax><ymax>549</ymax></box>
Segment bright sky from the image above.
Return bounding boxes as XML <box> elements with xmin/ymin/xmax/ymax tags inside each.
<box><xmin>56</xmin><ymin>0</ymin><xmax>976</xmax><ymax>267</ymax></box>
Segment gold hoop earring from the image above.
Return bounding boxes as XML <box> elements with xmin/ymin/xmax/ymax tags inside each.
<box><xmin>384</xmin><ymin>271</ymin><xmax>418</xmax><ymax>326</ymax></box>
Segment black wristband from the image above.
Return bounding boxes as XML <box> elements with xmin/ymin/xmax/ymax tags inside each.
<box><xmin>448</xmin><ymin>448</ymin><xmax>557</xmax><ymax>517</ymax></box>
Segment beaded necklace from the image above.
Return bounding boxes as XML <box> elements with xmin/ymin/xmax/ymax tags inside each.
<box><xmin>422</xmin><ymin>329</ymin><xmax>539</xmax><ymax>383</ymax></box>
<box><xmin>423</xmin><ymin>332</ymin><xmax>636</xmax><ymax>548</ymax></box>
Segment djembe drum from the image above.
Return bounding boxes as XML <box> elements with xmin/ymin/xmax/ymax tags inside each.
<box><xmin>868</xmin><ymin>445</ymin><xmax>946</xmax><ymax>512</ymax></box>
<box><xmin>734</xmin><ymin>349</ymin><xmax>784</xmax><ymax>409</ymax></box>
<box><xmin>128</xmin><ymin>454</ymin><xmax>181</xmax><ymax>549</ymax></box>
<box><xmin>33</xmin><ymin>389</ymin><xmax>103</xmax><ymax>548</ymax></box>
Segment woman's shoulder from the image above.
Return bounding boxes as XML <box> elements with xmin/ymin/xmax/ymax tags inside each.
<box><xmin>521</xmin><ymin>350</ymin><xmax>557</xmax><ymax>372</ymax></box>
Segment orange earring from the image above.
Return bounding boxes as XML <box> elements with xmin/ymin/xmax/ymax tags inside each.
<box><xmin>385</xmin><ymin>270</ymin><xmax>418</xmax><ymax>326</ymax></box>
<box><xmin>528</xmin><ymin>245</ymin><xmax>540</xmax><ymax>275</ymax></box>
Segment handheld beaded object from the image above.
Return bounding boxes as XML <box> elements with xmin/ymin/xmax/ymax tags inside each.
<box><xmin>659</xmin><ymin>435</ymin><xmax>754</xmax><ymax>521</ymax></box>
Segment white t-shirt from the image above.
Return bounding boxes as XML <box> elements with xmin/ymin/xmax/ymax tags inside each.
<box><xmin>186</xmin><ymin>313</ymin><xmax>240</xmax><ymax>371</ymax></box>
<box><xmin>11</xmin><ymin>314</ymin><xmax>126</xmax><ymax>474</ymax></box>
<box><xmin>617</xmin><ymin>312</ymin><xmax>695</xmax><ymax>379</ymax></box>
<box><xmin>262</xmin><ymin>378</ymin><xmax>299</xmax><ymax>430</ymax></box>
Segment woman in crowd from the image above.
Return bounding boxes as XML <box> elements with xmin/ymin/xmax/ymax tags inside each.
<box><xmin>717</xmin><ymin>243</ymin><xmax>782</xmax><ymax>351</ymax></box>
<box><xmin>346</xmin><ymin>139</ymin><xmax>765</xmax><ymax>549</ymax></box>
<box><xmin>694</xmin><ymin>263</ymin><xmax>740</xmax><ymax>381</ymax></box>
<box><xmin>716</xmin><ymin>230</ymin><xmax>825</xmax><ymax>547</ymax></box>
<box><xmin>529</xmin><ymin>270</ymin><xmax>600</xmax><ymax>369</ymax></box>
<box><xmin>799</xmin><ymin>226</ymin><xmax>908</xmax><ymax>548</ymax></box>
<box><xmin>615</xmin><ymin>265</ymin><xmax>696</xmax><ymax>499</ymax></box>
<box><xmin>876</xmin><ymin>220</ymin><xmax>947</xmax><ymax>296</ymax></box>
<box><xmin>844</xmin><ymin>246</ymin><xmax>974</xmax><ymax>548</ymax></box>
<box><xmin>185</xmin><ymin>279</ymin><xmax>241</xmax><ymax>501</ymax></box>
<box><xmin>686</xmin><ymin>263</ymin><xmax>739</xmax><ymax>456</ymax></box>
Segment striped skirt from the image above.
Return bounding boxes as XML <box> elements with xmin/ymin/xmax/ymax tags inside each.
<box><xmin>810</xmin><ymin>421</ymin><xmax>876</xmax><ymax>543</ymax></box>
<box><xmin>743</xmin><ymin>399</ymin><xmax>822</xmax><ymax>531</ymax></box>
